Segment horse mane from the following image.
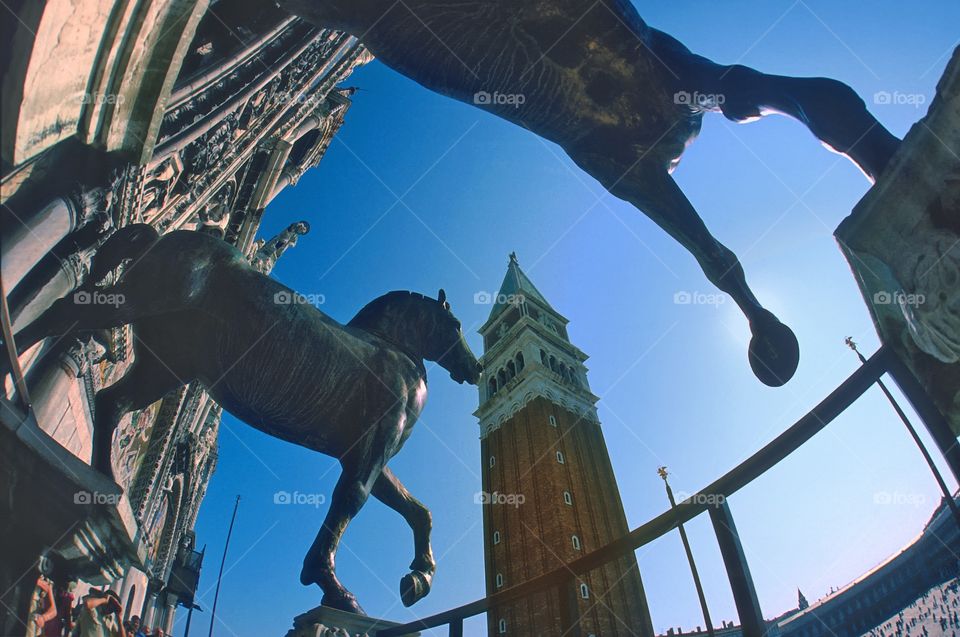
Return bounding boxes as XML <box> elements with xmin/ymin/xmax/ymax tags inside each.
<box><xmin>347</xmin><ymin>291</ymin><xmax>437</xmax><ymax>332</ymax></box>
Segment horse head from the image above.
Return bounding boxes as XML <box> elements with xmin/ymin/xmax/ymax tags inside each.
<box><xmin>426</xmin><ymin>289</ymin><xmax>482</xmax><ymax>385</ymax></box>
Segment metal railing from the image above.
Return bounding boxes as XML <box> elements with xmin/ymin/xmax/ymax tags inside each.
<box><xmin>377</xmin><ymin>346</ymin><xmax>960</xmax><ymax>637</ymax></box>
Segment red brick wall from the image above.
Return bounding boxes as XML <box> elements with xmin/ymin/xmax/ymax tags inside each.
<box><xmin>482</xmin><ymin>396</ymin><xmax>651</xmax><ymax>636</ymax></box>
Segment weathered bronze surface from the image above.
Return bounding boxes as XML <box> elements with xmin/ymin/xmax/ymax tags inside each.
<box><xmin>10</xmin><ymin>226</ymin><xmax>481</xmax><ymax>614</ymax></box>
<box><xmin>282</xmin><ymin>0</ymin><xmax>903</xmax><ymax>385</ymax></box>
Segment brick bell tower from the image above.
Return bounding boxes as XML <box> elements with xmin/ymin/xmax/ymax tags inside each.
<box><xmin>476</xmin><ymin>253</ymin><xmax>655</xmax><ymax>637</ymax></box>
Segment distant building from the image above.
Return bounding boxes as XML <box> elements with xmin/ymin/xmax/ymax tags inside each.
<box><xmin>0</xmin><ymin>1</ymin><xmax>370</xmax><ymax>633</ymax></box>
<box><xmin>655</xmin><ymin>494</ymin><xmax>960</xmax><ymax>637</ymax></box>
<box><xmin>475</xmin><ymin>253</ymin><xmax>655</xmax><ymax>636</ymax></box>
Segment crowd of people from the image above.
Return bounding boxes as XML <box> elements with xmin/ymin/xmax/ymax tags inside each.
<box><xmin>864</xmin><ymin>578</ymin><xmax>960</xmax><ymax>637</ymax></box>
<box><xmin>27</xmin><ymin>575</ymin><xmax>168</xmax><ymax>637</ymax></box>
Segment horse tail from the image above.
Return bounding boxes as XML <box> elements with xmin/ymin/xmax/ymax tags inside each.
<box><xmin>88</xmin><ymin>223</ymin><xmax>160</xmax><ymax>285</ymax></box>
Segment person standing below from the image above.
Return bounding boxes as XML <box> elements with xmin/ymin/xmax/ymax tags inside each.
<box><xmin>129</xmin><ymin>615</ymin><xmax>146</xmax><ymax>637</ymax></box>
<box><xmin>75</xmin><ymin>590</ymin><xmax>126</xmax><ymax>637</ymax></box>
<box><xmin>27</xmin><ymin>575</ymin><xmax>57</xmax><ymax>636</ymax></box>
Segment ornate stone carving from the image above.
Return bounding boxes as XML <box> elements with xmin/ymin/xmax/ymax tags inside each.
<box><xmin>836</xmin><ymin>47</ymin><xmax>960</xmax><ymax>435</ymax></box>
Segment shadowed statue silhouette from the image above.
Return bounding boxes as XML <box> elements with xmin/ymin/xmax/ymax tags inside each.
<box><xmin>7</xmin><ymin>225</ymin><xmax>482</xmax><ymax>615</ymax></box>
<box><xmin>280</xmin><ymin>0</ymin><xmax>901</xmax><ymax>385</ymax></box>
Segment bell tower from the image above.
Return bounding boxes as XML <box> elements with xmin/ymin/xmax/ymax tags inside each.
<box><xmin>476</xmin><ymin>253</ymin><xmax>655</xmax><ymax>637</ymax></box>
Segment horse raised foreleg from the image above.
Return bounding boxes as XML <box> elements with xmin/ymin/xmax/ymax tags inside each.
<box><xmin>9</xmin><ymin>283</ymin><xmax>139</xmax><ymax>360</ymax></box>
<box><xmin>301</xmin><ymin>461</ymin><xmax>382</xmax><ymax>615</ymax></box>
<box><xmin>91</xmin><ymin>339</ymin><xmax>184</xmax><ymax>479</ymax></box>
<box><xmin>571</xmin><ymin>150</ymin><xmax>799</xmax><ymax>386</ymax></box>
<box><xmin>371</xmin><ymin>467</ymin><xmax>435</xmax><ymax>607</ymax></box>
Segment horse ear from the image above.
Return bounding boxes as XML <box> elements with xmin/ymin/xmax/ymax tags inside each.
<box><xmin>438</xmin><ymin>289</ymin><xmax>447</xmax><ymax>304</ymax></box>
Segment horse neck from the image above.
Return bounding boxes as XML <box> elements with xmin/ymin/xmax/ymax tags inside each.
<box><xmin>350</xmin><ymin>297</ymin><xmax>429</xmax><ymax>361</ymax></box>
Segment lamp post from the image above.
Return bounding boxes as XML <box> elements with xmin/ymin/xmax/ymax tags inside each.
<box><xmin>208</xmin><ymin>496</ymin><xmax>240</xmax><ymax>637</ymax></box>
<box><xmin>659</xmin><ymin>467</ymin><xmax>715</xmax><ymax>637</ymax></box>
<box><xmin>845</xmin><ymin>338</ymin><xmax>960</xmax><ymax>531</ymax></box>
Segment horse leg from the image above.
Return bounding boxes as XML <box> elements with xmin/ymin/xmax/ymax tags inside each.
<box><xmin>91</xmin><ymin>336</ymin><xmax>184</xmax><ymax>480</ymax></box>
<box><xmin>660</xmin><ymin>32</ymin><xmax>900</xmax><ymax>181</ymax></box>
<box><xmin>570</xmin><ymin>149</ymin><xmax>799</xmax><ymax>386</ymax></box>
<box><xmin>300</xmin><ymin>459</ymin><xmax>382</xmax><ymax>615</ymax></box>
<box><xmin>719</xmin><ymin>65</ymin><xmax>899</xmax><ymax>181</ymax></box>
<box><xmin>9</xmin><ymin>283</ymin><xmax>137</xmax><ymax>359</ymax></box>
<box><xmin>371</xmin><ymin>467</ymin><xmax>435</xmax><ymax>607</ymax></box>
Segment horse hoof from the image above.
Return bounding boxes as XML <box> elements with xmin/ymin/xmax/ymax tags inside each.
<box><xmin>400</xmin><ymin>570</ymin><xmax>432</xmax><ymax>607</ymax></box>
<box><xmin>321</xmin><ymin>592</ymin><xmax>366</xmax><ymax>616</ymax></box>
<box><xmin>748</xmin><ymin>313</ymin><xmax>800</xmax><ymax>387</ymax></box>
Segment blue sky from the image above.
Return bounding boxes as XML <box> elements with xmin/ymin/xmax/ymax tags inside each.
<box><xmin>183</xmin><ymin>2</ymin><xmax>959</xmax><ymax>636</ymax></box>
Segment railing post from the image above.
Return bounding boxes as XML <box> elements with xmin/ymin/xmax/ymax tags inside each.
<box><xmin>884</xmin><ymin>353</ymin><xmax>960</xmax><ymax>486</ymax></box>
<box><xmin>709</xmin><ymin>501</ymin><xmax>766</xmax><ymax>637</ymax></box>
<box><xmin>558</xmin><ymin>577</ymin><xmax>581</xmax><ymax>637</ymax></box>
<box><xmin>448</xmin><ymin>618</ymin><xmax>463</xmax><ymax>637</ymax></box>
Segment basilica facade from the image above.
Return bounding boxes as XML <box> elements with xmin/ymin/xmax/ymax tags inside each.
<box><xmin>0</xmin><ymin>0</ymin><xmax>370</xmax><ymax>633</ymax></box>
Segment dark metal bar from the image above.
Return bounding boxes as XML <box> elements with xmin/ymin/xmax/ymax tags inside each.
<box><xmin>660</xmin><ymin>468</ymin><xmax>714</xmax><ymax>637</ymax></box>
<box><xmin>208</xmin><ymin>495</ymin><xmax>240</xmax><ymax>637</ymax></box>
<box><xmin>884</xmin><ymin>352</ymin><xmax>960</xmax><ymax>486</ymax></box>
<box><xmin>709</xmin><ymin>501</ymin><xmax>765</xmax><ymax>637</ymax></box>
<box><xmin>376</xmin><ymin>347</ymin><xmax>890</xmax><ymax>637</ymax></box>
<box><xmin>448</xmin><ymin>617</ymin><xmax>463</xmax><ymax>637</ymax></box>
<box><xmin>0</xmin><ymin>274</ymin><xmax>30</xmax><ymax>410</ymax></box>
<box><xmin>846</xmin><ymin>339</ymin><xmax>960</xmax><ymax>531</ymax></box>
<box><xmin>558</xmin><ymin>578</ymin><xmax>581</xmax><ymax>637</ymax></box>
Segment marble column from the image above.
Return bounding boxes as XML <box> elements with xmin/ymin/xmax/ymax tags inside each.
<box><xmin>163</xmin><ymin>595</ymin><xmax>177</xmax><ymax>635</ymax></box>
<box><xmin>1</xmin><ymin>197</ymin><xmax>80</xmax><ymax>292</ymax></box>
<box><xmin>142</xmin><ymin>592</ymin><xmax>159</xmax><ymax>630</ymax></box>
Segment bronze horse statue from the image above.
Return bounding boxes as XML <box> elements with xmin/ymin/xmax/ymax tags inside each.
<box><xmin>8</xmin><ymin>225</ymin><xmax>482</xmax><ymax>614</ymax></box>
<box><xmin>281</xmin><ymin>0</ymin><xmax>901</xmax><ymax>385</ymax></box>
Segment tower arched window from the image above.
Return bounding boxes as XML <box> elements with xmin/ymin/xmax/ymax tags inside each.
<box><xmin>488</xmin><ymin>377</ymin><xmax>498</xmax><ymax>396</ymax></box>
<box><xmin>540</xmin><ymin>349</ymin><xmax>548</xmax><ymax>365</ymax></box>
<box><xmin>507</xmin><ymin>360</ymin><xmax>516</xmax><ymax>380</ymax></box>
<box><xmin>489</xmin><ymin>456</ymin><xmax>496</xmax><ymax>468</ymax></box>
<box><xmin>580</xmin><ymin>583</ymin><xmax>590</xmax><ymax>599</ymax></box>
<box><xmin>556</xmin><ymin>451</ymin><xmax>565</xmax><ymax>464</ymax></box>
<box><xmin>548</xmin><ymin>415</ymin><xmax>557</xmax><ymax>427</ymax></box>
<box><xmin>515</xmin><ymin>352</ymin><xmax>524</xmax><ymax>371</ymax></box>
<box><xmin>498</xmin><ymin>618</ymin><xmax>507</xmax><ymax>634</ymax></box>
<box><xmin>496</xmin><ymin>573</ymin><xmax>504</xmax><ymax>588</ymax></box>
<box><xmin>572</xmin><ymin>535</ymin><xmax>581</xmax><ymax>550</ymax></box>
<box><xmin>493</xmin><ymin>530</ymin><xmax>501</xmax><ymax>545</ymax></box>
<box><xmin>550</xmin><ymin>356</ymin><xmax>558</xmax><ymax>373</ymax></box>
<box><xmin>563</xmin><ymin>491</ymin><xmax>572</xmax><ymax>506</ymax></box>
<box><xmin>498</xmin><ymin>369</ymin><xmax>507</xmax><ymax>387</ymax></box>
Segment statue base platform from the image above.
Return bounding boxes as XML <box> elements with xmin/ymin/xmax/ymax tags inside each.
<box><xmin>835</xmin><ymin>46</ymin><xmax>960</xmax><ymax>437</ymax></box>
<box><xmin>284</xmin><ymin>606</ymin><xmax>421</xmax><ymax>637</ymax></box>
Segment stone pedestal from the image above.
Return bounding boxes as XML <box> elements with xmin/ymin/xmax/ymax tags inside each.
<box><xmin>284</xmin><ymin>606</ymin><xmax>421</xmax><ymax>637</ymax></box>
<box><xmin>836</xmin><ymin>46</ymin><xmax>960</xmax><ymax>438</ymax></box>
